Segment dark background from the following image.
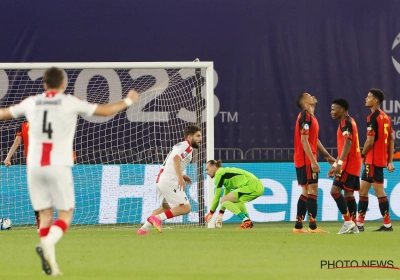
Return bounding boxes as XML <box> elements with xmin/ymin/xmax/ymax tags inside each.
<box><xmin>1</xmin><ymin>0</ymin><xmax>400</xmax><ymax>159</ymax></box>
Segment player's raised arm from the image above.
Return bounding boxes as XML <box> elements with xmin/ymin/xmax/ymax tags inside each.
<box><xmin>0</xmin><ymin>108</ymin><xmax>14</xmax><ymax>120</ymax></box>
<box><xmin>93</xmin><ymin>89</ymin><xmax>139</xmax><ymax>116</ymax></box>
<box><xmin>4</xmin><ymin>136</ymin><xmax>22</xmax><ymax>167</ymax></box>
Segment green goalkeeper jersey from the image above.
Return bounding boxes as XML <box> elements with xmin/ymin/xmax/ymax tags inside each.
<box><xmin>210</xmin><ymin>167</ymin><xmax>260</xmax><ymax>212</ymax></box>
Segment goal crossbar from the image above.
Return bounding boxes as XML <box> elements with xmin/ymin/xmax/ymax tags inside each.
<box><xmin>0</xmin><ymin>61</ymin><xmax>215</xmax><ymax>228</ymax></box>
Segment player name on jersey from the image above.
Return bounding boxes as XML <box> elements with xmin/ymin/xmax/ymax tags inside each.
<box><xmin>36</xmin><ymin>100</ymin><xmax>62</xmax><ymax>105</ymax></box>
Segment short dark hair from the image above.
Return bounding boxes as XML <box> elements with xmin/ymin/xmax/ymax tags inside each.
<box><xmin>295</xmin><ymin>92</ymin><xmax>306</xmax><ymax>109</ymax></box>
<box><xmin>43</xmin><ymin>67</ymin><xmax>64</xmax><ymax>89</ymax></box>
<box><xmin>184</xmin><ymin>125</ymin><xmax>201</xmax><ymax>138</ymax></box>
<box><xmin>369</xmin><ymin>88</ymin><xmax>385</xmax><ymax>103</ymax></box>
<box><xmin>207</xmin><ymin>159</ymin><xmax>222</xmax><ymax>168</ymax></box>
<box><xmin>332</xmin><ymin>98</ymin><xmax>349</xmax><ymax>111</ymax></box>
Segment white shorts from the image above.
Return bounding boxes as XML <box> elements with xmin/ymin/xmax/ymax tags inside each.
<box><xmin>156</xmin><ymin>182</ymin><xmax>190</xmax><ymax>208</ymax></box>
<box><xmin>27</xmin><ymin>166</ymin><xmax>75</xmax><ymax>211</ymax></box>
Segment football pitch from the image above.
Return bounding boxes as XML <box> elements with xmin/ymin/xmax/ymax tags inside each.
<box><xmin>2</xmin><ymin>221</ymin><xmax>400</xmax><ymax>279</ymax></box>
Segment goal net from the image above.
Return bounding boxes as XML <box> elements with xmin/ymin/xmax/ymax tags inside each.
<box><xmin>0</xmin><ymin>62</ymin><xmax>215</xmax><ymax>229</ymax></box>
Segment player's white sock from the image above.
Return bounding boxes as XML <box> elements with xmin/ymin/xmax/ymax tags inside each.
<box><xmin>155</xmin><ymin>212</ymin><xmax>167</xmax><ymax>221</ymax></box>
<box><xmin>39</xmin><ymin>227</ymin><xmax>51</xmax><ymax>246</ymax></box>
<box><xmin>45</xmin><ymin>225</ymin><xmax>64</xmax><ymax>246</ymax></box>
<box><xmin>43</xmin><ymin>220</ymin><xmax>68</xmax><ymax>247</ymax></box>
<box><xmin>45</xmin><ymin>244</ymin><xmax>57</xmax><ymax>264</ymax></box>
<box><xmin>384</xmin><ymin>223</ymin><xmax>392</xmax><ymax>228</ymax></box>
<box><xmin>141</xmin><ymin>221</ymin><xmax>152</xmax><ymax>231</ymax></box>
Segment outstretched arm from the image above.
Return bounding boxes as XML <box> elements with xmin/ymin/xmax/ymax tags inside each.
<box><xmin>4</xmin><ymin>136</ymin><xmax>22</xmax><ymax>167</ymax></box>
<box><xmin>94</xmin><ymin>89</ymin><xmax>139</xmax><ymax>116</ymax></box>
<box><xmin>0</xmin><ymin>108</ymin><xmax>13</xmax><ymax>120</ymax></box>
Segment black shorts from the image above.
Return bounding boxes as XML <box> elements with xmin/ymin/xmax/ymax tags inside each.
<box><xmin>361</xmin><ymin>164</ymin><xmax>384</xmax><ymax>184</ymax></box>
<box><xmin>296</xmin><ymin>165</ymin><xmax>318</xmax><ymax>186</ymax></box>
<box><xmin>332</xmin><ymin>171</ymin><xmax>360</xmax><ymax>191</ymax></box>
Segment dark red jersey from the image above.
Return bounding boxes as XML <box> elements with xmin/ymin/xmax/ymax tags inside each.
<box><xmin>294</xmin><ymin>110</ymin><xmax>319</xmax><ymax>168</ymax></box>
<box><xmin>337</xmin><ymin>116</ymin><xmax>362</xmax><ymax>176</ymax></box>
<box><xmin>365</xmin><ymin>109</ymin><xmax>393</xmax><ymax>167</ymax></box>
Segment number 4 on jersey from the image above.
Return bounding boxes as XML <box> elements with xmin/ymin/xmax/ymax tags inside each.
<box><xmin>42</xmin><ymin>111</ymin><xmax>53</xmax><ymax>139</ymax></box>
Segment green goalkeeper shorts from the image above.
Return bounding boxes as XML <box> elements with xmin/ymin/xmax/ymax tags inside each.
<box><xmin>231</xmin><ymin>180</ymin><xmax>264</xmax><ymax>203</ymax></box>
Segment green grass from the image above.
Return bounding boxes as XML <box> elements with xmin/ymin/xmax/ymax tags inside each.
<box><xmin>2</xmin><ymin>221</ymin><xmax>400</xmax><ymax>279</ymax></box>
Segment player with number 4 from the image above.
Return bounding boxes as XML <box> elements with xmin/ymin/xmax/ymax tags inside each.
<box><xmin>0</xmin><ymin>67</ymin><xmax>139</xmax><ymax>276</ymax></box>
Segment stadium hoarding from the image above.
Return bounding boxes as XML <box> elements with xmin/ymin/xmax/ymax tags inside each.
<box><xmin>1</xmin><ymin>162</ymin><xmax>399</xmax><ymax>225</ymax></box>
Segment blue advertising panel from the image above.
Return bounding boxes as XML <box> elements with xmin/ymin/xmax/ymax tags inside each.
<box><xmin>1</xmin><ymin>1</ymin><xmax>400</xmax><ymax>155</ymax></box>
<box><xmin>1</xmin><ymin>163</ymin><xmax>399</xmax><ymax>225</ymax></box>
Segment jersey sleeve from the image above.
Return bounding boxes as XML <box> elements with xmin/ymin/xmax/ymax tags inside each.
<box><xmin>341</xmin><ymin>117</ymin><xmax>353</xmax><ymax>141</ymax></box>
<box><xmin>72</xmin><ymin>96</ymin><xmax>98</xmax><ymax>117</ymax></box>
<box><xmin>9</xmin><ymin>97</ymin><xmax>32</xmax><ymax>118</ymax></box>
<box><xmin>299</xmin><ymin>110</ymin><xmax>312</xmax><ymax>135</ymax></box>
<box><xmin>366</xmin><ymin>111</ymin><xmax>379</xmax><ymax>137</ymax></box>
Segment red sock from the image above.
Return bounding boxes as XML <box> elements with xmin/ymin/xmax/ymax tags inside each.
<box><xmin>343</xmin><ymin>210</ymin><xmax>351</xmax><ymax>222</ymax></box>
<box><xmin>53</xmin><ymin>219</ymin><xmax>68</xmax><ymax>233</ymax></box>
<box><xmin>165</xmin><ymin>210</ymin><xmax>174</xmax><ymax>219</ymax></box>
<box><xmin>40</xmin><ymin>227</ymin><xmax>50</xmax><ymax>238</ymax></box>
<box><xmin>383</xmin><ymin>211</ymin><xmax>391</xmax><ymax>225</ymax></box>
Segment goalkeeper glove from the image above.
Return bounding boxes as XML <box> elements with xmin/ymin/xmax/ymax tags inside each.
<box><xmin>205</xmin><ymin>210</ymin><xmax>215</xmax><ymax>223</ymax></box>
<box><xmin>215</xmin><ymin>210</ymin><xmax>224</xmax><ymax>228</ymax></box>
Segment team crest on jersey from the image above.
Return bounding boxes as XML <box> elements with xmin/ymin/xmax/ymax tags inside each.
<box><xmin>312</xmin><ymin>173</ymin><xmax>317</xmax><ymax>179</ymax></box>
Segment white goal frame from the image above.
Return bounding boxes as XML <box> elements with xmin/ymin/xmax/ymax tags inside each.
<box><xmin>0</xmin><ymin>61</ymin><xmax>215</xmax><ymax>228</ymax></box>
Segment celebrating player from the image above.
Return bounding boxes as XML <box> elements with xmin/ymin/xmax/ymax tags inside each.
<box><xmin>327</xmin><ymin>99</ymin><xmax>361</xmax><ymax>234</ymax></box>
<box><xmin>137</xmin><ymin>125</ymin><xmax>202</xmax><ymax>235</ymax></box>
<box><xmin>4</xmin><ymin>121</ymin><xmax>42</xmax><ymax>230</ymax></box>
<box><xmin>0</xmin><ymin>67</ymin><xmax>139</xmax><ymax>276</ymax></box>
<box><xmin>293</xmin><ymin>92</ymin><xmax>335</xmax><ymax>233</ymax></box>
<box><xmin>357</xmin><ymin>88</ymin><xmax>395</xmax><ymax>232</ymax></box>
<box><xmin>204</xmin><ymin>160</ymin><xmax>264</xmax><ymax>229</ymax></box>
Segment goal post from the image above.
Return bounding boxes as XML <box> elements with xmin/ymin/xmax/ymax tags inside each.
<box><xmin>0</xmin><ymin>61</ymin><xmax>215</xmax><ymax>229</ymax></box>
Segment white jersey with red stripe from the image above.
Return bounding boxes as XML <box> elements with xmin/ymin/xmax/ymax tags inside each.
<box><xmin>9</xmin><ymin>91</ymin><xmax>98</xmax><ymax>167</ymax></box>
<box><xmin>157</xmin><ymin>140</ymin><xmax>193</xmax><ymax>184</ymax></box>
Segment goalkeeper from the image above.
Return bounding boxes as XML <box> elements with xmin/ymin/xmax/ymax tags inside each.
<box><xmin>205</xmin><ymin>160</ymin><xmax>264</xmax><ymax>229</ymax></box>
